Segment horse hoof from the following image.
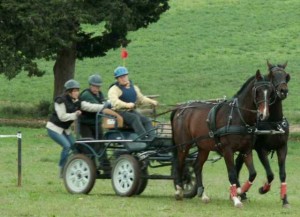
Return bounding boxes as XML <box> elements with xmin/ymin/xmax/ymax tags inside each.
<box><xmin>235</xmin><ymin>202</ymin><xmax>243</xmax><ymax>208</ymax></box>
<box><xmin>201</xmin><ymin>194</ymin><xmax>210</xmax><ymax>203</ymax></box>
<box><xmin>175</xmin><ymin>186</ymin><xmax>183</xmax><ymax>200</ymax></box>
<box><xmin>232</xmin><ymin>196</ymin><xmax>243</xmax><ymax>208</ymax></box>
<box><xmin>175</xmin><ymin>193</ymin><xmax>183</xmax><ymax>201</ymax></box>
<box><xmin>202</xmin><ymin>198</ymin><xmax>210</xmax><ymax>203</ymax></box>
<box><xmin>258</xmin><ymin>187</ymin><xmax>268</xmax><ymax>194</ymax></box>
<box><xmin>239</xmin><ymin>193</ymin><xmax>248</xmax><ymax>201</ymax></box>
<box><xmin>282</xmin><ymin>203</ymin><xmax>291</xmax><ymax>209</ymax></box>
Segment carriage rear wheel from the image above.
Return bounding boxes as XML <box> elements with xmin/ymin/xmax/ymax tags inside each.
<box><xmin>63</xmin><ymin>154</ymin><xmax>96</xmax><ymax>194</ymax></box>
<box><xmin>111</xmin><ymin>154</ymin><xmax>141</xmax><ymax>196</ymax></box>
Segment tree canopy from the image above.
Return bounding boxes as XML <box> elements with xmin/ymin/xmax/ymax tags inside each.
<box><xmin>0</xmin><ymin>0</ymin><xmax>169</xmax><ymax>97</ymax></box>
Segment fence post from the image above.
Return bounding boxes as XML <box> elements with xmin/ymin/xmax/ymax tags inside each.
<box><xmin>0</xmin><ymin>132</ymin><xmax>22</xmax><ymax>187</ymax></box>
<box><xmin>17</xmin><ymin>132</ymin><xmax>22</xmax><ymax>187</ymax></box>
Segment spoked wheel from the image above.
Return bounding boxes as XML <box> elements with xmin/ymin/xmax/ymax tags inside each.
<box><xmin>182</xmin><ymin>163</ymin><xmax>197</xmax><ymax>198</ymax></box>
<box><xmin>172</xmin><ymin>162</ymin><xmax>197</xmax><ymax>198</ymax></box>
<box><xmin>63</xmin><ymin>154</ymin><xmax>96</xmax><ymax>194</ymax></box>
<box><xmin>112</xmin><ymin>154</ymin><xmax>141</xmax><ymax>196</ymax></box>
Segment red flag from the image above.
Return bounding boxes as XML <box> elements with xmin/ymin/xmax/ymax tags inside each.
<box><xmin>121</xmin><ymin>48</ymin><xmax>128</xmax><ymax>59</ymax></box>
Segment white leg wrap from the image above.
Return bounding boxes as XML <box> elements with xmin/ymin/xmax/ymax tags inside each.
<box><xmin>175</xmin><ymin>185</ymin><xmax>183</xmax><ymax>200</ymax></box>
<box><xmin>232</xmin><ymin>196</ymin><xmax>243</xmax><ymax>208</ymax></box>
<box><xmin>201</xmin><ymin>192</ymin><xmax>210</xmax><ymax>203</ymax></box>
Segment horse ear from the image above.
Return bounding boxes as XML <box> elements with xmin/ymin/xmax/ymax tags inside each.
<box><xmin>282</xmin><ymin>61</ymin><xmax>288</xmax><ymax>69</ymax></box>
<box><xmin>267</xmin><ymin>60</ymin><xmax>273</xmax><ymax>69</ymax></box>
<box><xmin>256</xmin><ymin>69</ymin><xmax>263</xmax><ymax>80</ymax></box>
<box><xmin>286</xmin><ymin>73</ymin><xmax>290</xmax><ymax>83</ymax></box>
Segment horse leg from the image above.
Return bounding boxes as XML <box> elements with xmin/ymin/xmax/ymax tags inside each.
<box><xmin>277</xmin><ymin>146</ymin><xmax>290</xmax><ymax>208</ymax></box>
<box><xmin>238</xmin><ymin>152</ymin><xmax>257</xmax><ymax>196</ymax></box>
<box><xmin>256</xmin><ymin>149</ymin><xmax>274</xmax><ymax>194</ymax></box>
<box><xmin>235</xmin><ymin>153</ymin><xmax>247</xmax><ymax>201</ymax></box>
<box><xmin>224</xmin><ymin>150</ymin><xmax>243</xmax><ymax>208</ymax></box>
<box><xmin>174</xmin><ymin>150</ymin><xmax>187</xmax><ymax>200</ymax></box>
<box><xmin>194</xmin><ymin>150</ymin><xmax>210</xmax><ymax>203</ymax></box>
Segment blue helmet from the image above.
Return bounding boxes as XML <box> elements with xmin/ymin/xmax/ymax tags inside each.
<box><xmin>114</xmin><ymin>66</ymin><xmax>128</xmax><ymax>78</ymax></box>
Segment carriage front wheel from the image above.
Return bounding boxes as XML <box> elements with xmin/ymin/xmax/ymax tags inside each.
<box><xmin>111</xmin><ymin>154</ymin><xmax>141</xmax><ymax>196</ymax></box>
<box><xmin>63</xmin><ymin>154</ymin><xmax>96</xmax><ymax>194</ymax></box>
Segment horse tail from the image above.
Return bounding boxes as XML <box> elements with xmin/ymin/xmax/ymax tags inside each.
<box><xmin>170</xmin><ymin>109</ymin><xmax>178</xmax><ymax>158</ymax></box>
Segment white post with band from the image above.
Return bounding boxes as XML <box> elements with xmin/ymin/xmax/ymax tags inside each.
<box><xmin>0</xmin><ymin>132</ymin><xmax>22</xmax><ymax>187</ymax></box>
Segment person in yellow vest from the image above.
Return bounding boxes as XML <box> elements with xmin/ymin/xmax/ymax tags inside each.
<box><xmin>108</xmin><ymin>66</ymin><xmax>158</xmax><ymax>140</ymax></box>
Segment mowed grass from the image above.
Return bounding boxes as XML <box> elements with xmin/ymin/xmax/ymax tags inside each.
<box><xmin>1</xmin><ymin>0</ymin><xmax>300</xmax><ymax>216</ymax></box>
<box><xmin>1</xmin><ymin>126</ymin><xmax>300</xmax><ymax>217</ymax></box>
<box><xmin>0</xmin><ymin>0</ymin><xmax>299</xmax><ymax>123</ymax></box>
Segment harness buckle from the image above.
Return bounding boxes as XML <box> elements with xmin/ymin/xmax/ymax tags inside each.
<box><xmin>281</xmin><ymin>120</ymin><xmax>287</xmax><ymax>128</ymax></box>
<box><xmin>247</xmin><ymin>127</ymin><xmax>253</xmax><ymax>134</ymax></box>
<box><xmin>208</xmin><ymin>131</ymin><xmax>214</xmax><ymax>138</ymax></box>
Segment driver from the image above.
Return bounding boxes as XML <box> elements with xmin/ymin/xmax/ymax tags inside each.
<box><xmin>108</xmin><ymin>66</ymin><xmax>158</xmax><ymax>140</ymax></box>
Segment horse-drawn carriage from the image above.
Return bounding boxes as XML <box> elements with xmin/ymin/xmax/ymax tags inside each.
<box><xmin>62</xmin><ymin>61</ymin><xmax>291</xmax><ymax>208</ymax></box>
<box><xmin>62</xmin><ymin>103</ymin><xmax>198</xmax><ymax>198</ymax></box>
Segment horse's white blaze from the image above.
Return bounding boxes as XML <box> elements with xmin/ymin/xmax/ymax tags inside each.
<box><xmin>262</xmin><ymin>89</ymin><xmax>268</xmax><ymax>119</ymax></box>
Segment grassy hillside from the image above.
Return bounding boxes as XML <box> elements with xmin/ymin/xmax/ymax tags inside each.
<box><xmin>0</xmin><ymin>0</ymin><xmax>299</xmax><ymax>123</ymax></box>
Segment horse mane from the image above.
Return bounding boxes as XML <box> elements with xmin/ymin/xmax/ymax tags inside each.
<box><xmin>233</xmin><ymin>75</ymin><xmax>255</xmax><ymax>98</ymax></box>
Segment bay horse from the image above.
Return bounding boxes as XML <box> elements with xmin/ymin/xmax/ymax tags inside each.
<box><xmin>171</xmin><ymin>70</ymin><xmax>274</xmax><ymax>208</ymax></box>
<box><xmin>235</xmin><ymin>61</ymin><xmax>290</xmax><ymax>208</ymax></box>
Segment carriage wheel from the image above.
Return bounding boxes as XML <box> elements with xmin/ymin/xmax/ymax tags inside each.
<box><xmin>172</xmin><ymin>162</ymin><xmax>197</xmax><ymax>198</ymax></box>
<box><xmin>111</xmin><ymin>154</ymin><xmax>141</xmax><ymax>196</ymax></box>
<box><xmin>135</xmin><ymin>168</ymin><xmax>148</xmax><ymax>195</ymax></box>
<box><xmin>182</xmin><ymin>163</ymin><xmax>197</xmax><ymax>198</ymax></box>
<box><xmin>63</xmin><ymin>154</ymin><xmax>96</xmax><ymax>194</ymax></box>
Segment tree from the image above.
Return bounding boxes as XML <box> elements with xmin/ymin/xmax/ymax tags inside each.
<box><xmin>0</xmin><ymin>0</ymin><xmax>169</xmax><ymax>98</ymax></box>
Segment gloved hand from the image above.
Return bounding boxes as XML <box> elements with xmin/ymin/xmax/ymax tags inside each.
<box><xmin>152</xmin><ymin>100</ymin><xmax>158</xmax><ymax>107</ymax></box>
<box><xmin>126</xmin><ymin>102</ymin><xmax>135</xmax><ymax>109</ymax></box>
<box><xmin>103</xmin><ymin>101</ymin><xmax>112</xmax><ymax>109</ymax></box>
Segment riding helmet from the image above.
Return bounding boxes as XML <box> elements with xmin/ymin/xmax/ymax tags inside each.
<box><xmin>88</xmin><ymin>74</ymin><xmax>102</xmax><ymax>86</ymax></box>
<box><xmin>114</xmin><ymin>66</ymin><xmax>128</xmax><ymax>78</ymax></box>
<box><xmin>64</xmin><ymin>79</ymin><xmax>80</xmax><ymax>91</ymax></box>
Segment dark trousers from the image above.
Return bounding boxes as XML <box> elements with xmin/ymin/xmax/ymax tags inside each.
<box><xmin>79</xmin><ymin>123</ymin><xmax>109</xmax><ymax>168</ymax></box>
<box><xmin>119</xmin><ymin>110</ymin><xmax>155</xmax><ymax>139</ymax></box>
<box><xmin>80</xmin><ymin>123</ymin><xmax>103</xmax><ymax>140</ymax></box>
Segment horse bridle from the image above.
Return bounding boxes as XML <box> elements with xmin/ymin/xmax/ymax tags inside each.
<box><xmin>269</xmin><ymin>66</ymin><xmax>289</xmax><ymax>98</ymax></box>
<box><xmin>252</xmin><ymin>79</ymin><xmax>275</xmax><ymax>106</ymax></box>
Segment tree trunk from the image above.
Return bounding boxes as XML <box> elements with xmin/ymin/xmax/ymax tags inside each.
<box><xmin>53</xmin><ymin>44</ymin><xmax>77</xmax><ymax>99</ymax></box>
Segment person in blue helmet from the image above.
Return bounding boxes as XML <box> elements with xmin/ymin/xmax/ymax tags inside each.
<box><xmin>108</xmin><ymin>66</ymin><xmax>158</xmax><ymax>140</ymax></box>
<box><xmin>46</xmin><ymin>79</ymin><xmax>109</xmax><ymax>178</ymax></box>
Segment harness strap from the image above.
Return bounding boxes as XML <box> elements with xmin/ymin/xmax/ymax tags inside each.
<box><xmin>214</xmin><ymin>125</ymin><xmax>256</xmax><ymax>137</ymax></box>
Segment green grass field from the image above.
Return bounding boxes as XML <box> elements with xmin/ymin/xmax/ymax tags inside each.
<box><xmin>1</xmin><ymin>126</ymin><xmax>300</xmax><ymax>217</ymax></box>
<box><xmin>1</xmin><ymin>0</ymin><xmax>300</xmax><ymax>216</ymax></box>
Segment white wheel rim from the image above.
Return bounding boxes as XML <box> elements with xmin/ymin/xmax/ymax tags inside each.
<box><xmin>65</xmin><ymin>159</ymin><xmax>91</xmax><ymax>193</ymax></box>
<box><xmin>113</xmin><ymin>158</ymin><xmax>135</xmax><ymax>194</ymax></box>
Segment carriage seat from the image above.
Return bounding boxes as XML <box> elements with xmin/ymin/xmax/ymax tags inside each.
<box><xmin>101</xmin><ymin>108</ymin><xmax>125</xmax><ymax>129</ymax></box>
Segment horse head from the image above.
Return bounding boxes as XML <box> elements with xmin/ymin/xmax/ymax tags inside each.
<box><xmin>253</xmin><ymin>70</ymin><xmax>274</xmax><ymax>121</ymax></box>
<box><xmin>267</xmin><ymin>60</ymin><xmax>290</xmax><ymax>100</ymax></box>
